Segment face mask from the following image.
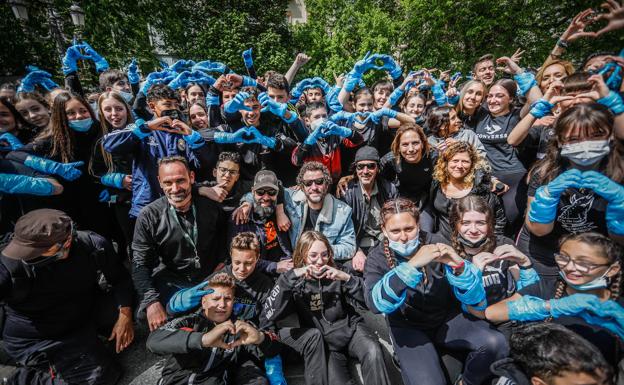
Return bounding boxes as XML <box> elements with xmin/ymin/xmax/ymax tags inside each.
<box><xmin>22</xmin><ymin>243</ymin><xmax>68</xmax><ymax>268</ymax></box>
<box><xmin>68</xmin><ymin>117</ymin><xmax>93</xmax><ymax>132</ymax></box>
<box><xmin>457</xmin><ymin>233</ymin><xmax>488</xmax><ymax>249</ymax></box>
<box><xmin>310</xmin><ymin>118</ymin><xmax>327</xmax><ymax>132</ymax></box>
<box><xmin>388</xmin><ymin>234</ymin><xmax>420</xmax><ymax>258</ymax></box>
<box><xmin>118</xmin><ymin>90</ymin><xmax>134</xmax><ymax>103</ymax></box>
<box><xmin>559</xmin><ymin>269</ymin><xmax>610</xmax><ymax>291</ymax></box>
<box><xmin>560</xmin><ymin>139</ymin><xmax>610</xmax><ymax>167</ymax></box>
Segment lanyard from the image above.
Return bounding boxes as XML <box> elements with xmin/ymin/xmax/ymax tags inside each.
<box><xmin>168</xmin><ymin>203</ymin><xmax>200</xmax><ymax>269</ymax></box>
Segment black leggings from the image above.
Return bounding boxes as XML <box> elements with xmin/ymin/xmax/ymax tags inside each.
<box><xmin>495</xmin><ymin>171</ymin><xmax>528</xmax><ymax>237</ymax></box>
<box><xmin>389</xmin><ymin>312</ymin><xmax>508</xmax><ymax>385</ymax></box>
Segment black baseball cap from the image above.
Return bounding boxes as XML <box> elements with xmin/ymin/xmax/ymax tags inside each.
<box><xmin>3</xmin><ymin>209</ymin><xmax>72</xmax><ymax>260</ymax></box>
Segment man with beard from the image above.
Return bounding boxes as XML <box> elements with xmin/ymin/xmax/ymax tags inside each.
<box><xmin>340</xmin><ymin>146</ymin><xmax>398</xmax><ymax>272</ymax></box>
<box><xmin>238</xmin><ymin>162</ymin><xmax>356</xmax><ymax>262</ymax></box>
<box><xmin>132</xmin><ymin>156</ymin><xmax>225</xmax><ymax>331</ymax></box>
<box><xmin>229</xmin><ymin>170</ymin><xmax>293</xmax><ymax>276</ymax></box>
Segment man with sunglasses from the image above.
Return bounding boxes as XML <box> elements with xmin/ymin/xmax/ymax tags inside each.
<box><xmin>229</xmin><ymin>170</ymin><xmax>293</xmax><ymax>276</ymax></box>
<box><xmin>340</xmin><ymin>147</ymin><xmax>398</xmax><ymax>272</ymax></box>
<box><xmin>0</xmin><ymin>209</ymin><xmax>133</xmax><ymax>385</ymax></box>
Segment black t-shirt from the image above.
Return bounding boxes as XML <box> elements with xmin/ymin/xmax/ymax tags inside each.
<box><xmin>474</xmin><ymin>106</ymin><xmax>525</xmax><ymax>175</ymax></box>
<box><xmin>466</xmin><ymin>236</ymin><xmax>516</xmax><ymax>305</ymax></box>
<box><xmin>517</xmin><ymin>170</ymin><xmax>609</xmax><ymax>266</ymax></box>
<box><xmin>527</xmin><ymin>124</ymin><xmax>554</xmax><ymax>161</ymax></box>
<box><xmin>380</xmin><ymin>152</ymin><xmax>433</xmax><ymax>209</ymax></box>
<box><xmin>520</xmin><ymin>280</ymin><xmax>623</xmax><ymax>367</ymax></box>
<box><xmin>262</xmin><ymin>219</ymin><xmax>283</xmax><ymax>263</ymax></box>
<box><xmin>304</xmin><ymin>208</ymin><xmax>321</xmax><ymax>232</ymax></box>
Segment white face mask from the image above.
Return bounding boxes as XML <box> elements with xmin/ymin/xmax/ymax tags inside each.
<box><xmin>310</xmin><ymin>118</ymin><xmax>326</xmax><ymax>132</ymax></box>
<box><xmin>560</xmin><ymin>139</ymin><xmax>610</xmax><ymax>167</ymax></box>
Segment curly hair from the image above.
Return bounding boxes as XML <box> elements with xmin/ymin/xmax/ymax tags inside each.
<box><xmin>207</xmin><ymin>272</ymin><xmax>236</xmax><ymax>290</ymax></box>
<box><xmin>390</xmin><ymin>123</ymin><xmax>429</xmax><ymax>165</ymax></box>
<box><xmin>230</xmin><ymin>231</ymin><xmax>260</xmax><ymax>259</ymax></box>
<box><xmin>296</xmin><ymin>161</ymin><xmax>332</xmax><ymax>187</ymax></box>
<box><xmin>449</xmin><ymin>195</ymin><xmax>497</xmax><ymax>257</ymax></box>
<box><xmin>432</xmin><ymin>141</ymin><xmax>481</xmax><ymax>188</ymax></box>
<box><xmin>292</xmin><ymin>231</ymin><xmax>335</xmax><ymax>268</ymax></box>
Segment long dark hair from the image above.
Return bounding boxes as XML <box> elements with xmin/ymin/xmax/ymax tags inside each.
<box><xmin>449</xmin><ymin>195</ymin><xmax>497</xmax><ymax>257</ymax></box>
<box><xmin>0</xmin><ymin>97</ymin><xmax>39</xmax><ymax>137</ymax></box>
<box><xmin>529</xmin><ymin>103</ymin><xmax>624</xmax><ymax>185</ymax></box>
<box><xmin>427</xmin><ymin>106</ymin><xmax>452</xmax><ymax>138</ymax></box>
<box><xmin>36</xmin><ymin>91</ymin><xmax>95</xmax><ymax>162</ymax></box>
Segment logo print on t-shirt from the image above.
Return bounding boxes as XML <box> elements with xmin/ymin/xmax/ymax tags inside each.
<box><xmin>558</xmin><ymin>191</ymin><xmax>596</xmax><ymax>233</ymax></box>
<box><xmin>484</xmin><ymin>123</ymin><xmax>503</xmax><ymax>135</ymax></box>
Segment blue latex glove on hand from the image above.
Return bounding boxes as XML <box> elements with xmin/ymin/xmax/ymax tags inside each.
<box><xmin>140</xmin><ymin>71</ymin><xmax>175</xmax><ymax>95</ymax></box>
<box><xmin>81</xmin><ymin>42</ymin><xmax>109</xmax><ymax>72</ymax></box>
<box><xmin>192</xmin><ymin>60</ymin><xmax>227</xmax><ymax>74</ymax></box>
<box><xmin>183</xmin><ymin>130</ymin><xmax>205</xmax><ymax>150</ymax></box>
<box><xmin>529</xmin><ymin>169</ymin><xmax>582</xmax><ymax>223</ymax></box>
<box><xmin>578</xmin><ymin>299</ymin><xmax>624</xmax><ymax>340</ymax></box>
<box><xmin>242</xmin><ymin>126</ymin><xmax>277</xmax><ymax>149</ymax></box>
<box><xmin>303</xmin><ymin>122</ymin><xmax>325</xmax><ymax>146</ymax></box>
<box><xmin>18</xmin><ymin>68</ymin><xmax>59</xmax><ymax>93</ymax></box>
<box><xmin>62</xmin><ymin>44</ymin><xmax>88</xmax><ymax>75</ymax></box>
<box><xmin>169</xmin><ymin>282</ymin><xmax>215</xmax><ymax>314</ymax></box>
<box><xmin>264</xmin><ymin>355</ymin><xmax>287</xmax><ymax>385</ymax></box>
<box><xmin>100</xmin><ymin>173</ymin><xmax>125</xmax><ymax>189</ymax></box>
<box><xmin>530</xmin><ymin>99</ymin><xmax>555</xmax><ymax>118</ymax></box>
<box><xmin>514</xmin><ymin>71</ymin><xmax>537</xmax><ymax>97</ymax></box>
<box><xmin>98</xmin><ymin>189</ymin><xmax>111</xmax><ymax>203</ymax></box>
<box><xmin>323</xmin><ymin>121</ymin><xmax>352</xmax><ymax>138</ymax></box>
<box><xmin>224</xmin><ymin>92</ymin><xmax>252</xmax><ymax>114</ymax></box>
<box><xmin>352</xmin><ymin>51</ymin><xmax>376</xmax><ymax>76</ymax></box>
<box><xmin>0</xmin><ymin>132</ymin><xmax>24</xmax><ymax>151</ymax></box>
<box><xmin>0</xmin><ymin>173</ymin><xmax>55</xmax><ymax>196</ymax></box>
<box><xmin>242</xmin><ymin>48</ymin><xmax>254</xmax><ymax>68</ymax></box>
<box><xmin>168</xmin><ymin>71</ymin><xmax>192</xmax><ymax>90</ymax></box>
<box><xmin>258</xmin><ymin>92</ymin><xmax>288</xmax><ymax>118</ymax></box>
<box><xmin>24</xmin><ymin>156</ymin><xmax>84</xmax><ymax>181</ymax></box>
<box><xmin>374</xmin><ymin>54</ymin><xmax>402</xmax><ymax>79</ymax></box>
<box><xmin>545</xmin><ymin>169</ymin><xmax>583</xmax><ymax>197</ymax></box>
<box><xmin>507</xmin><ymin>295</ymin><xmax>550</xmax><ymax>322</ymax></box>
<box><xmin>206</xmin><ymin>93</ymin><xmax>220</xmax><ymax>106</ymax></box>
<box><xmin>170</xmin><ymin>60</ymin><xmax>195</xmax><ymax>74</ymax></box>
<box><xmin>366</xmin><ymin>108</ymin><xmax>398</xmax><ymax>124</ymax></box>
<box><xmin>310</xmin><ymin>77</ymin><xmax>331</xmax><ymax>94</ymax></box>
<box><xmin>581</xmin><ymin>170</ymin><xmax>624</xmax><ymax>205</ymax></box>
<box><xmin>549</xmin><ymin>293</ymin><xmax>602</xmax><ymax>318</ymax></box>
<box><xmin>127</xmin><ymin>58</ymin><xmax>140</xmax><ymax>84</ymax></box>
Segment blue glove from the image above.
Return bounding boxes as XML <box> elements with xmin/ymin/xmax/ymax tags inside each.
<box><xmin>39</xmin><ymin>78</ymin><xmax>59</xmax><ymax>91</ymax></box>
<box><xmin>206</xmin><ymin>93</ymin><xmax>220</xmax><ymax>106</ymax></box>
<box><xmin>431</xmin><ymin>80</ymin><xmax>448</xmax><ymax>106</ymax></box>
<box><xmin>264</xmin><ymin>355</ymin><xmax>287</xmax><ymax>385</ymax></box>
<box><xmin>187</xmin><ymin>71</ymin><xmax>216</xmax><ymax>86</ymax></box>
<box><xmin>366</xmin><ymin>108</ymin><xmax>398</xmax><ymax>124</ymax></box>
<box><xmin>310</xmin><ymin>77</ymin><xmax>331</xmax><ymax>94</ymax></box>
<box><xmin>168</xmin><ymin>71</ymin><xmax>192</xmax><ymax>90</ymax></box>
<box><xmin>326</xmin><ymin>85</ymin><xmax>344</xmax><ymax>112</ymax></box>
<box><xmin>170</xmin><ymin>59</ymin><xmax>196</xmax><ymax>74</ymax></box>
<box><xmin>388</xmin><ymin>87</ymin><xmax>405</xmax><ymax>107</ymax></box>
<box><xmin>100</xmin><ymin>173</ymin><xmax>125</xmax><ymax>189</ymax></box>
<box><xmin>183</xmin><ymin>130</ymin><xmax>205</xmax><ymax>150</ymax></box>
<box><xmin>528</xmin><ymin>169</ymin><xmax>582</xmax><ymax>224</ymax></box>
<box><xmin>192</xmin><ymin>60</ymin><xmax>227</xmax><ymax>74</ymax></box>
<box><xmin>514</xmin><ymin>71</ymin><xmax>537</xmax><ymax>97</ymax></box>
<box><xmin>258</xmin><ymin>92</ymin><xmax>294</xmax><ymax>122</ymax></box>
<box><xmin>321</xmin><ymin>121</ymin><xmax>352</xmax><ymax>138</ymax></box>
<box><xmin>549</xmin><ymin>293</ymin><xmax>602</xmax><ymax>318</ymax></box>
<box><xmin>214</xmin><ymin>128</ymin><xmax>247</xmax><ymax>144</ymax></box>
<box><xmin>242</xmin><ymin>76</ymin><xmax>257</xmax><ymax>87</ymax></box>
<box><xmin>169</xmin><ymin>281</ymin><xmax>214</xmax><ymax>313</ymax></box>
<box><xmin>375</xmin><ymin>54</ymin><xmax>402</xmax><ymax>79</ymax></box>
<box><xmin>17</xmin><ymin>69</ymin><xmax>59</xmax><ymax>93</ymax></box>
<box><xmin>329</xmin><ymin>110</ymin><xmax>358</xmax><ymax>125</ymax></box>
<box><xmin>448</xmin><ymin>93</ymin><xmax>460</xmax><ymax>106</ymax></box>
<box><xmin>0</xmin><ymin>173</ymin><xmax>55</xmax><ymax>196</ymax></box>
<box><xmin>352</xmin><ymin>51</ymin><xmax>376</xmax><ymax>77</ymax></box>
<box><xmin>516</xmin><ymin>267</ymin><xmax>540</xmax><ymax>291</ymax></box>
<box><xmin>578</xmin><ymin>299</ymin><xmax>624</xmax><ymax>340</ymax></box>
<box><xmin>224</xmin><ymin>92</ymin><xmax>252</xmax><ymax>114</ymax></box>
<box><xmin>140</xmin><ymin>71</ymin><xmax>176</xmax><ymax>95</ymax></box>
<box><xmin>451</xmin><ymin>72</ymin><xmax>462</xmax><ymax>82</ymax></box>
<box><xmin>24</xmin><ymin>156</ymin><xmax>84</xmax><ymax>181</ymax></box>
<box><xmin>127</xmin><ymin>58</ymin><xmax>140</xmax><ymax>85</ymax></box>
<box><xmin>599</xmin><ymin>62</ymin><xmax>623</xmax><ymax>92</ymax></box>
<box><xmin>243</xmin><ymin>127</ymin><xmax>277</xmax><ymax>149</ymax></box>
<box><xmin>581</xmin><ymin>171</ymin><xmax>624</xmax><ymax>205</ymax></box>
<box><xmin>98</xmin><ymin>189</ymin><xmax>111</xmax><ymax>203</ymax></box>
<box><xmin>0</xmin><ymin>133</ymin><xmax>23</xmax><ymax>151</ymax></box>
<box><xmin>597</xmin><ymin>91</ymin><xmax>624</xmax><ymax>116</ymax></box>
<box><xmin>62</xmin><ymin>44</ymin><xmax>88</xmax><ymax>75</ymax></box>
<box><xmin>529</xmin><ymin>98</ymin><xmax>555</xmax><ymax>118</ymax></box>
<box><xmin>445</xmin><ymin>261</ymin><xmax>487</xmax><ymax>309</ymax></box>
<box><xmin>304</xmin><ymin>123</ymin><xmax>324</xmax><ymax>146</ymax></box>
<box><xmin>159</xmin><ymin>60</ymin><xmax>169</xmax><ymax>70</ymax></box>
<box><xmin>242</xmin><ymin>48</ymin><xmax>254</xmax><ymax>68</ymax></box>
<box><xmin>291</xmin><ymin>78</ymin><xmax>313</xmax><ymax>100</ymax></box>
<box><xmin>507</xmin><ymin>295</ymin><xmax>550</xmax><ymax>322</ymax></box>
<box><xmin>81</xmin><ymin>42</ymin><xmax>109</xmax><ymax>72</ymax></box>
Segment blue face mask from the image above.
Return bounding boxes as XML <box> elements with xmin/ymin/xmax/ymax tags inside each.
<box><xmin>559</xmin><ymin>270</ymin><xmax>610</xmax><ymax>291</ymax></box>
<box><xmin>68</xmin><ymin>117</ymin><xmax>93</xmax><ymax>132</ymax></box>
<box><xmin>388</xmin><ymin>235</ymin><xmax>420</xmax><ymax>258</ymax></box>
<box><xmin>118</xmin><ymin>90</ymin><xmax>134</xmax><ymax>103</ymax></box>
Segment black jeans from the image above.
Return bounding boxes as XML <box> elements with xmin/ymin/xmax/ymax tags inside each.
<box><xmin>159</xmin><ymin>358</ymin><xmax>268</xmax><ymax>385</ymax></box>
<box><xmin>278</xmin><ymin>327</ymin><xmax>328</xmax><ymax>385</ymax></box>
<box><xmin>389</xmin><ymin>312</ymin><xmax>508</xmax><ymax>385</ymax></box>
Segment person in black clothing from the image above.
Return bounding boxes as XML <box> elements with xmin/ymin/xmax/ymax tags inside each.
<box><xmin>262</xmin><ymin>230</ymin><xmax>391</xmax><ymax>385</ymax></box>
<box><xmin>0</xmin><ymin>97</ymin><xmax>41</xmax><ymax>145</ymax></box>
<box><xmin>364</xmin><ymin>198</ymin><xmax>508</xmax><ymax>385</ymax></box>
<box><xmin>0</xmin><ymin>209</ymin><xmax>134</xmax><ymax>385</ymax></box>
<box><xmin>148</xmin><ymin>272</ymin><xmax>280</xmax><ymax>385</ymax></box>
<box><xmin>132</xmin><ymin>156</ymin><xmax>225</xmax><ymax>331</ymax></box>
<box><xmin>198</xmin><ymin>151</ymin><xmax>252</xmax><ymax>216</ymax></box>
<box><xmin>379</xmin><ymin>123</ymin><xmax>435</xmax><ymax>231</ymax></box>
<box><xmin>340</xmin><ymin>146</ymin><xmax>398</xmax><ymax>272</ymax></box>
<box><xmin>228</xmin><ymin>170</ymin><xmax>293</xmax><ymax>276</ymax></box>
<box><xmin>491</xmin><ymin>323</ymin><xmax>613</xmax><ymax>385</ymax></box>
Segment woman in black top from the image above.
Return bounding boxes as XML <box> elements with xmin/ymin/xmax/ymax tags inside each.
<box><xmin>429</xmin><ymin>141</ymin><xmax>506</xmax><ymax>239</ymax></box>
<box><xmin>455</xmin><ymin>80</ymin><xmax>486</xmax><ymax>131</ymax></box>
<box><xmin>380</xmin><ymin>123</ymin><xmax>435</xmax><ymax>231</ymax></box>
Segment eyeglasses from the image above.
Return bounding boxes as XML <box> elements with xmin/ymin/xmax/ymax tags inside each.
<box><xmin>217</xmin><ymin>167</ymin><xmax>239</xmax><ymax>176</ymax></box>
<box><xmin>302</xmin><ymin>178</ymin><xmax>326</xmax><ymax>187</ymax></box>
<box><xmin>356</xmin><ymin>162</ymin><xmax>377</xmax><ymax>171</ymax></box>
<box><xmin>255</xmin><ymin>188</ymin><xmax>277</xmax><ymax>197</ymax></box>
<box><xmin>553</xmin><ymin>252</ymin><xmax>612</xmax><ymax>274</ymax></box>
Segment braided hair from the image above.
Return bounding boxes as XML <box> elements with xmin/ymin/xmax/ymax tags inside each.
<box><xmin>380</xmin><ymin>198</ymin><xmax>421</xmax><ymax>270</ymax></box>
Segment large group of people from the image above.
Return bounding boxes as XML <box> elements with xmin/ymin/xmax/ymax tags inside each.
<box><xmin>0</xmin><ymin>3</ymin><xmax>623</xmax><ymax>385</ymax></box>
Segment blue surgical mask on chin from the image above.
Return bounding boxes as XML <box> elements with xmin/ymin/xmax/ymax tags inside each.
<box><xmin>559</xmin><ymin>270</ymin><xmax>610</xmax><ymax>291</ymax></box>
<box><xmin>388</xmin><ymin>235</ymin><xmax>420</xmax><ymax>258</ymax></box>
<box><xmin>119</xmin><ymin>90</ymin><xmax>134</xmax><ymax>103</ymax></box>
<box><xmin>68</xmin><ymin>117</ymin><xmax>93</xmax><ymax>132</ymax></box>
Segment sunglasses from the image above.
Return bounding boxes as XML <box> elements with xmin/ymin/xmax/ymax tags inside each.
<box><xmin>255</xmin><ymin>188</ymin><xmax>277</xmax><ymax>197</ymax></box>
<box><xmin>356</xmin><ymin>162</ymin><xmax>377</xmax><ymax>171</ymax></box>
<box><xmin>302</xmin><ymin>178</ymin><xmax>326</xmax><ymax>187</ymax></box>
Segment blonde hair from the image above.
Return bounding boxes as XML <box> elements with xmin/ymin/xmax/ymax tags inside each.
<box><xmin>230</xmin><ymin>232</ymin><xmax>260</xmax><ymax>259</ymax></box>
<box><xmin>292</xmin><ymin>231</ymin><xmax>335</xmax><ymax>268</ymax></box>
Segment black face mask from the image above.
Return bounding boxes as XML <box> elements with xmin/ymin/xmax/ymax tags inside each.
<box><xmin>160</xmin><ymin>109</ymin><xmax>183</xmax><ymax>121</ymax></box>
<box><xmin>457</xmin><ymin>233</ymin><xmax>489</xmax><ymax>249</ymax></box>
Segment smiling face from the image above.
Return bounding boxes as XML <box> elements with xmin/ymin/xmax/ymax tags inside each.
<box><xmin>447</xmin><ymin>151</ymin><xmax>472</xmax><ymax>181</ymax></box>
<box><xmin>231</xmin><ymin>248</ymin><xmax>258</xmax><ymax>281</ymax></box>
<box><xmin>447</xmin><ymin>109</ymin><xmax>462</xmax><ymax>135</ymax></box>
<box><xmin>382</xmin><ymin>212</ymin><xmax>419</xmax><ymax>243</ymax></box>
<box><xmin>557</xmin><ymin>240</ymin><xmax>620</xmax><ymax>287</ymax></box>
<box><xmin>202</xmin><ymin>285</ymin><xmax>234</xmax><ymax>323</ymax></box>
<box><xmin>355</xmin><ymin>160</ymin><xmax>378</xmax><ymax>186</ymax></box>
<box><xmin>398</xmin><ymin>130</ymin><xmax>423</xmax><ymax>163</ymax></box>
<box><xmin>64</xmin><ymin>98</ymin><xmax>92</xmax><ymax>122</ymax></box>
<box><xmin>304</xmin><ymin>240</ymin><xmax>330</xmax><ymax>269</ymax></box>
<box><xmin>189</xmin><ymin>104</ymin><xmax>209</xmax><ymax>129</ymax></box>
<box><xmin>540</xmin><ymin>63</ymin><xmax>567</xmax><ymax>93</ymax></box>
<box><xmin>374</xmin><ymin>88</ymin><xmax>391</xmax><ymax>109</ymax></box>
<box><xmin>474</xmin><ymin>59</ymin><xmax>495</xmax><ymax>86</ymax></box>
<box><xmin>186</xmin><ymin>85</ymin><xmax>205</xmax><ymax>105</ymax></box>
<box><xmin>458</xmin><ymin>210</ymin><xmax>488</xmax><ymax>244</ymax></box>
<box><xmin>405</xmin><ymin>95</ymin><xmax>425</xmax><ymax>118</ymax></box>
<box><xmin>301</xmin><ymin>170</ymin><xmax>328</xmax><ymax>205</ymax></box>
<box><xmin>241</xmin><ymin>98</ymin><xmax>261</xmax><ymax>126</ymax></box>
<box><xmin>354</xmin><ymin>94</ymin><xmax>374</xmax><ymax>113</ymax></box>
<box><xmin>461</xmin><ymin>82</ymin><xmax>485</xmax><ymax>112</ymax></box>
<box><xmin>158</xmin><ymin>161</ymin><xmax>195</xmax><ymax>210</ymax></box>
<box><xmin>0</xmin><ymin>103</ymin><xmax>16</xmax><ymax>133</ymax></box>
<box><xmin>486</xmin><ymin>85</ymin><xmax>511</xmax><ymax>116</ymax></box>
<box><xmin>101</xmin><ymin>97</ymin><xmax>128</xmax><ymax>129</ymax></box>
<box><xmin>16</xmin><ymin>98</ymin><xmax>50</xmax><ymax>129</ymax></box>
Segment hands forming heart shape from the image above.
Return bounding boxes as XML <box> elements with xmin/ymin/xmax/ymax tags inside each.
<box><xmin>202</xmin><ymin>320</ymin><xmax>264</xmax><ymax>350</ymax></box>
<box><xmin>549</xmin><ymin>169</ymin><xmax>623</xmax><ymax>204</ymax></box>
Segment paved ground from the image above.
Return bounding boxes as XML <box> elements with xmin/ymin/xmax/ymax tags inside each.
<box><xmin>118</xmin><ymin>311</ymin><xmax>405</xmax><ymax>385</ymax></box>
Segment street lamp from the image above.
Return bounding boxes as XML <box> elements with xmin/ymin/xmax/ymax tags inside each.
<box><xmin>8</xmin><ymin>0</ymin><xmax>29</xmax><ymax>22</ymax></box>
<box><xmin>69</xmin><ymin>3</ymin><xmax>85</xmax><ymax>40</ymax></box>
